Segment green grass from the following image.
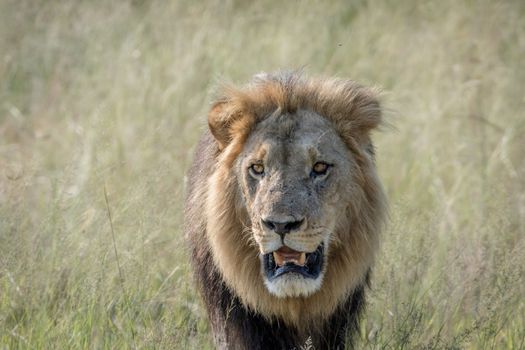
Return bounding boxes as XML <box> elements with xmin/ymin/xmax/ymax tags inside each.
<box><xmin>1</xmin><ymin>0</ymin><xmax>524</xmax><ymax>348</ymax></box>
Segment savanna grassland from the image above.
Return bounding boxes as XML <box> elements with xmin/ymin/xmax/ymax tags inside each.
<box><xmin>1</xmin><ymin>0</ymin><xmax>524</xmax><ymax>348</ymax></box>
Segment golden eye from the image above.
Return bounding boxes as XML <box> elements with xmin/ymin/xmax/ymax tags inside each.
<box><xmin>250</xmin><ymin>164</ymin><xmax>264</xmax><ymax>175</ymax></box>
<box><xmin>312</xmin><ymin>162</ymin><xmax>329</xmax><ymax>176</ymax></box>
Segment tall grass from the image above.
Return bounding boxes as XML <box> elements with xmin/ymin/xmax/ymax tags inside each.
<box><xmin>1</xmin><ymin>0</ymin><xmax>524</xmax><ymax>348</ymax></box>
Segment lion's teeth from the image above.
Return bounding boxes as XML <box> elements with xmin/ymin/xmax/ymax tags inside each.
<box><xmin>273</xmin><ymin>252</ymin><xmax>284</xmax><ymax>267</ymax></box>
<box><xmin>298</xmin><ymin>253</ymin><xmax>306</xmax><ymax>266</ymax></box>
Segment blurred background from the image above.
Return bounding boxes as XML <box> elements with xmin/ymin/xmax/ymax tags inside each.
<box><xmin>1</xmin><ymin>0</ymin><xmax>524</xmax><ymax>348</ymax></box>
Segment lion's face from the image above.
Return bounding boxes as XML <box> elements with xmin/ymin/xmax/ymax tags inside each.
<box><xmin>235</xmin><ymin>110</ymin><xmax>358</xmax><ymax>297</ymax></box>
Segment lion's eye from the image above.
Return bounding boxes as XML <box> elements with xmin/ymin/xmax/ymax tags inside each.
<box><xmin>250</xmin><ymin>164</ymin><xmax>265</xmax><ymax>176</ymax></box>
<box><xmin>311</xmin><ymin>162</ymin><xmax>330</xmax><ymax>176</ymax></box>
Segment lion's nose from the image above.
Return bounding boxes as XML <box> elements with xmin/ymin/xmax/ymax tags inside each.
<box><xmin>261</xmin><ymin>218</ymin><xmax>305</xmax><ymax>236</ymax></box>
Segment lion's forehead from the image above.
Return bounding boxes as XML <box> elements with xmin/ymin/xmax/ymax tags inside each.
<box><xmin>254</xmin><ymin>110</ymin><xmax>338</xmax><ymax>141</ymax></box>
<box><xmin>242</xmin><ymin>111</ymin><xmax>348</xmax><ymax>166</ymax></box>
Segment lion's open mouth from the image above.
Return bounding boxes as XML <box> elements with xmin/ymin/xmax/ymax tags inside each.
<box><xmin>263</xmin><ymin>243</ymin><xmax>324</xmax><ymax>280</ymax></box>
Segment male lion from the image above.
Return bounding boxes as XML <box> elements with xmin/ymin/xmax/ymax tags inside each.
<box><xmin>184</xmin><ymin>72</ymin><xmax>386</xmax><ymax>349</ymax></box>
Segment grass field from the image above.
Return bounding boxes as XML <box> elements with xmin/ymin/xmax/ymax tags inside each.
<box><xmin>1</xmin><ymin>0</ymin><xmax>524</xmax><ymax>348</ymax></box>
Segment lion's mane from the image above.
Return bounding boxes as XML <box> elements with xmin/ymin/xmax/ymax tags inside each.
<box><xmin>185</xmin><ymin>72</ymin><xmax>386</xmax><ymax>349</ymax></box>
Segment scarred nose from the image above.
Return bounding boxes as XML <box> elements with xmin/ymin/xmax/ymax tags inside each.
<box><xmin>261</xmin><ymin>217</ymin><xmax>305</xmax><ymax>236</ymax></box>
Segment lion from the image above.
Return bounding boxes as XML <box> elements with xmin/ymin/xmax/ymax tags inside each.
<box><xmin>184</xmin><ymin>71</ymin><xmax>387</xmax><ymax>349</ymax></box>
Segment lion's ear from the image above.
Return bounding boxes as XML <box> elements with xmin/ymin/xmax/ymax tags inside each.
<box><xmin>332</xmin><ymin>86</ymin><xmax>382</xmax><ymax>148</ymax></box>
<box><xmin>208</xmin><ymin>101</ymin><xmax>233</xmax><ymax>150</ymax></box>
<box><xmin>350</xmin><ymin>88</ymin><xmax>382</xmax><ymax>136</ymax></box>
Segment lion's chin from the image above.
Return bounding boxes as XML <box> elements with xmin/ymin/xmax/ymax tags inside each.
<box><xmin>261</xmin><ymin>243</ymin><xmax>325</xmax><ymax>298</ymax></box>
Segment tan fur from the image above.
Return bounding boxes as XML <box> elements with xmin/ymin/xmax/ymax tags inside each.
<box><xmin>199</xmin><ymin>71</ymin><xmax>386</xmax><ymax>329</ymax></box>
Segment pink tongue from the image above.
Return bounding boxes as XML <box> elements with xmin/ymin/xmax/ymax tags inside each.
<box><xmin>273</xmin><ymin>247</ymin><xmax>306</xmax><ymax>266</ymax></box>
<box><xmin>276</xmin><ymin>246</ymin><xmax>302</xmax><ymax>260</ymax></box>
